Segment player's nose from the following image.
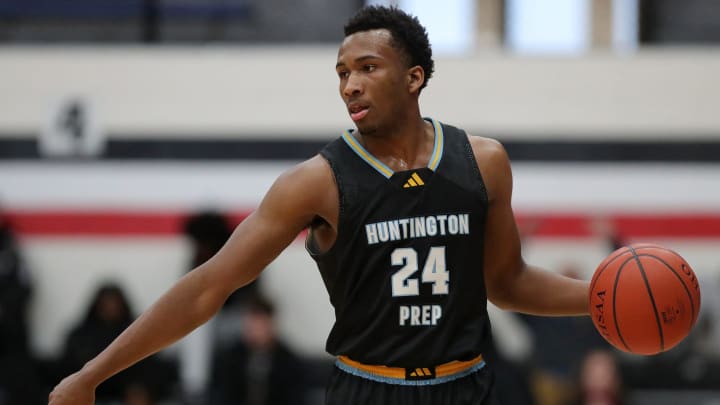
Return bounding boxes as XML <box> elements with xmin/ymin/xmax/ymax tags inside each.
<box><xmin>342</xmin><ymin>73</ymin><xmax>363</xmax><ymax>98</ymax></box>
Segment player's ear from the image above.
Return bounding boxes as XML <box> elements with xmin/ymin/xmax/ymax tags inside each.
<box><xmin>407</xmin><ymin>66</ymin><xmax>425</xmax><ymax>94</ymax></box>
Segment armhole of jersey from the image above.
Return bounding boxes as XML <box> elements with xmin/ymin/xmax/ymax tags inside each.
<box><xmin>463</xmin><ymin>132</ymin><xmax>489</xmax><ymax>206</ymax></box>
<box><xmin>306</xmin><ymin>151</ymin><xmax>344</xmax><ymax>258</ymax></box>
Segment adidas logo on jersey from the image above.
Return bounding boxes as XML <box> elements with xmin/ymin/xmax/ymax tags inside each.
<box><xmin>403</xmin><ymin>172</ymin><xmax>425</xmax><ymax>188</ymax></box>
<box><xmin>410</xmin><ymin>368</ymin><xmax>432</xmax><ymax>377</ymax></box>
<box><xmin>406</xmin><ymin>367</ymin><xmax>436</xmax><ymax>380</ymax></box>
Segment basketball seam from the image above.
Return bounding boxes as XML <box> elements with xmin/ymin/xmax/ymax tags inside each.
<box><xmin>589</xmin><ymin>248</ymin><xmax>631</xmax><ymax>294</ymax></box>
<box><xmin>612</xmin><ymin>256</ymin><xmax>635</xmax><ymax>352</ymax></box>
<box><xmin>629</xmin><ymin>246</ymin><xmax>665</xmax><ymax>352</ymax></box>
<box><xmin>632</xmin><ymin>244</ymin><xmax>698</xmax><ymax>326</ymax></box>
<box><xmin>632</xmin><ymin>245</ymin><xmax>683</xmax><ymax>258</ymax></box>
<box><xmin>590</xmin><ymin>248</ymin><xmax>631</xmax><ymax>349</ymax></box>
<box><xmin>636</xmin><ymin>253</ymin><xmax>697</xmax><ymax>330</ymax></box>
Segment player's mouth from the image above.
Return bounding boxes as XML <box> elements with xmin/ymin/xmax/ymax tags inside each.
<box><xmin>348</xmin><ymin>103</ymin><xmax>370</xmax><ymax>122</ymax></box>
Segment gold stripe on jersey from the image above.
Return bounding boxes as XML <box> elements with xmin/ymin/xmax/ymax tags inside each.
<box><xmin>337</xmin><ymin>354</ymin><xmax>484</xmax><ymax>380</ymax></box>
<box><xmin>428</xmin><ymin>118</ymin><xmax>444</xmax><ymax>171</ymax></box>
<box><xmin>341</xmin><ymin>130</ymin><xmax>393</xmax><ymax>178</ymax></box>
<box><xmin>341</xmin><ymin>118</ymin><xmax>444</xmax><ymax>177</ymax></box>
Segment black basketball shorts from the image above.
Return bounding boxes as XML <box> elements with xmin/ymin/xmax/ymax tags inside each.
<box><xmin>325</xmin><ymin>356</ymin><xmax>501</xmax><ymax>405</ymax></box>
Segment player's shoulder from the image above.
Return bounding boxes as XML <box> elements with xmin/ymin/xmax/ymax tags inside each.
<box><xmin>463</xmin><ymin>133</ymin><xmax>513</xmax><ymax>200</ymax></box>
<box><xmin>434</xmin><ymin>119</ymin><xmax>509</xmax><ymax>168</ymax></box>
<box><xmin>264</xmin><ymin>154</ymin><xmax>337</xmax><ymax>217</ymax></box>
<box><xmin>435</xmin><ymin>119</ymin><xmax>505</xmax><ymax>155</ymax></box>
<box><xmin>464</xmin><ymin>133</ymin><xmax>510</xmax><ymax>166</ymax></box>
<box><xmin>276</xmin><ymin>154</ymin><xmax>334</xmax><ymax>188</ymax></box>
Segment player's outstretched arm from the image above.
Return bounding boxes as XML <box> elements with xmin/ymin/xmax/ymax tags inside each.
<box><xmin>48</xmin><ymin>156</ymin><xmax>335</xmax><ymax>405</ymax></box>
<box><xmin>470</xmin><ymin>136</ymin><xmax>589</xmax><ymax>316</ymax></box>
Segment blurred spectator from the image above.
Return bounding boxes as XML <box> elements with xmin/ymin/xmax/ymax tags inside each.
<box><xmin>184</xmin><ymin>210</ymin><xmax>259</xmax><ymax>308</ymax></box>
<box><xmin>124</xmin><ymin>382</ymin><xmax>155</xmax><ymax>405</ymax></box>
<box><xmin>184</xmin><ymin>211</ymin><xmax>232</xmax><ymax>269</ymax></box>
<box><xmin>59</xmin><ymin>283</ymin><xmax>177</xmax><ymax>404</ymax></box>
<box><xmin>483</xmin><ymin>337</ymin><xmax>536</xmax><ymax>405</ymax></box>
<box><xmin>209</xmin><ymin>295</ymin><xmax>308</xmax><ymax>405</ymax></box>
<box><xmin>181</xmin><ymin>211</ymin><xmax>262</xmax><ymax>400</ymax></box>
<box><xmin>0</xmin><ymin>218</ymin><xmax>32</xmax><ymax>354</ymax></box>
<box><xmin>519</xmin><ymin>263</ymin><xmax>608</xmax><ymax>405</ymax></box>
<box><xmin>567</xmin><ymin>350</ymin><xmax>625</xmax><ymax>405</ymax></box>
<box><xmin>0</xmin><ymin>216</ymin><xmax>43</xmax><ymax>405</ymax></box>
<box><xmin>588</xmin><ymin>216</ymin><xmax>625</xmax><ymax>253</ymax></box>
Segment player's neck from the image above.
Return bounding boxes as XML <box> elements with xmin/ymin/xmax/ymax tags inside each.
<box><xmin>359</xmin><ymin>115</ymin><xmax>435</xmax><ymax>172</ymax></box>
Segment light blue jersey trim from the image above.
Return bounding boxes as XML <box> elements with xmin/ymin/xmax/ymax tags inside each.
<box><xmin>427</xmin><ymin>118</ymin><xmax>444</xmax><ymax>171</ymax></box>
<box><xmin>340</xmin><ymin>118</ymin><xmax>445</xmax><ymax>178</ymax></box>
<box><xmin>341</xmin><ymin>130</ymin><xmax>394</xmax><ymax>178</ymax></box>
<box><xmin>334</xmin><ymin>359</ymin><xmax>486</xmax><ymax>386</ymax></box>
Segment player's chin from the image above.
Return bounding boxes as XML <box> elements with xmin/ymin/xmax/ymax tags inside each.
<box><xmin>355</xmin><ymin>121</ymin><xmax>378</xmax><ymax>136</ymax></box>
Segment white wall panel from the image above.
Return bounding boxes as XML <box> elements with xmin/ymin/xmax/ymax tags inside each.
<box><xmin>2</xmin><ymin>47</ymin><xmax>720</xmax><ymax>138</ymax></box>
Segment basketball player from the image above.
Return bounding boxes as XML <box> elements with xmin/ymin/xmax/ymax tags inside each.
<box><xmin>49</xmin><ymin>6</ymin><xmax>590</xmax><ymax>405</ymax></box>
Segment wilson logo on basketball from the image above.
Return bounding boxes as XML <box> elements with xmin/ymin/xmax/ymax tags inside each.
<box><xmin>681</xmin><ymin>263</ymin><xmax>700</xmax><ymax>292</ymax></box>
<box><xmin>661</xmin><ymin>300</ymin><xmax>686</xmax><ymax>324</ymax></box>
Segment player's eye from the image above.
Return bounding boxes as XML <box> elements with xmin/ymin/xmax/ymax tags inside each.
<box><xmin>337</xmin><ymin>70</ymin><xmax>349</xmax><ymax>79</ymax></box>
<box><xmin>364</xmin><ymin>64</ymin><xmax>376</xmax><ymax>72</ymax></box>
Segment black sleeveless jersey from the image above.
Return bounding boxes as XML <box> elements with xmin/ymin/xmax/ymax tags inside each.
<box><xmin>308</xmin><ymin>118</ymin><xmax>491</xmax><ymax>368</ymax></box>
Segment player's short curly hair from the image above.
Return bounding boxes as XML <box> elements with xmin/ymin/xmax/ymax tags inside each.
<box><xmin>344</xmin><ymin>6</ymin><xmax>434</xmax><ymax>92</ymax></box>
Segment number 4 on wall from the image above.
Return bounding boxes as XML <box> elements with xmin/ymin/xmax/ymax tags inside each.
<box><xmin>391</xmin><ymin>247</ymin><xmax>449</xmax><ymax>297</ymax></box>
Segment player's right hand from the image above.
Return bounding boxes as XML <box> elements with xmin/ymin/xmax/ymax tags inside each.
<box><xmin>48</xmin><ymin>371</ymin><xmax>96</xmax><ymax>405</ymax></box>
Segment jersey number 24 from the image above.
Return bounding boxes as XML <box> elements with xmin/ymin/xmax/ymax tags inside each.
<box><xmin>391</xmin><ymin>247</ymin><xmax>449</xmax><ymax>297</ymax></box>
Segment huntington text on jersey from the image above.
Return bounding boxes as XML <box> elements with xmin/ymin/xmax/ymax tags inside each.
<box><xmin>365</xmin><ymin>214</ymin><xmax>470</xmax><ymax>245</ymax></box>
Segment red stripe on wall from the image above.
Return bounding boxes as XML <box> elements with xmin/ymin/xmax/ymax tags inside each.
<box><xmin>517</xmin><ymin>213</ymin><xmax>720</xmax><ymax>239</ymax></box>
<box><xmin>4</xmin><ymin>211</ymin><xmax>252</xmax><ymax>237</ymax></box>
<box><xmin>3</xmin><ymin>210</ymin><xmax>720</xmax><ymax>238</ymax></box>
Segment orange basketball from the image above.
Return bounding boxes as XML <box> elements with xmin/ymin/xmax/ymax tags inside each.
<box><xmin>589</xmin><ymin>243</ymin><xmax>701</xmax><ymax>355</ymax></box>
